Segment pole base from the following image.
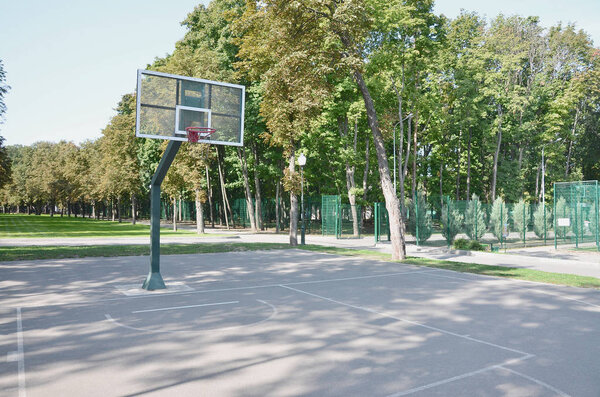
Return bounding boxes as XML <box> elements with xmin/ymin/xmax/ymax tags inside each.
<box><xmin>142</xmin><ymin>272</ymin><xmax>166</xmax><ymax>290</ymax></box>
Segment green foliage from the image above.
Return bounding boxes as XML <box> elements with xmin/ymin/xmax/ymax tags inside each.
<box><xmin>0</xmin><ymin>60</ymin><xmax>9</xmax><ymax>124</ymax></box>
<box><xmin>533</xmin><ymin>203</ymin><xmax>552</xmax><ymax>239</ymax></box>
<box><xmin>464</xmin><ymin>194</ymin><xmax>486</xmax><ymax>240</ymax></box>
<box><xmin>490</xmin><ymin>197</ymin><xmax>507</xmax><ymax>240</ymax></box>
<box><xmin>441</xmin><ymin>200</ymin><xmax>464</xmax><ymax>244</ymax></box>
<box><xmin>453</xmin><ymin>238</ymin><xmax>486</xmax><ymax>251</ymax></box>
<box><xmin>407</xmin><ymin>191</ymin><xmax>433</xmax><ymax>242</ymax></box>
<box><xmin>512</xmin><ymin>199</ymin><xmax>530</xmax><ymax>240</ymax></box>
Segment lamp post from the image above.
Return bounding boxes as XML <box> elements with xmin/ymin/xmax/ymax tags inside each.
<box><xmin>298</xmin><ymin>153</ymin><xmax>307</xmax><ymax>245</ymax></box>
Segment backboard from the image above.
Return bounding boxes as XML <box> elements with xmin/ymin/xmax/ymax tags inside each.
<box><xmin>136</xmin><ymin>69</ymin><xmax>245</xmax><ymax>146</ymax></box>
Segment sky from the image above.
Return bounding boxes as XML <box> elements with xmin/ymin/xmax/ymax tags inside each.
<box><xmin>1</xmin><ymin>0</ymin><xmax>598</xmax><ymax>147</ymax></box>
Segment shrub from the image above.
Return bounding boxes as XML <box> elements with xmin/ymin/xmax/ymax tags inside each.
<box><xmin>441</xmin><ymin>201</ymin><xmax>464</xmax><ymax>244</ymax></box>
<box><xmin>512</xmin><ymin>199</ymin><xmax>530</xmax><ymax>241</ymax></box>
<box><xmin>453</xmin><ymin>238</ymin><xmax>486</xmax><ymax>251</ymax></box>
<box><xmin>490</xmin><ymin>197</ymin><xmax>507</xmax><ymax>240</ymax></box>
<box><xmin>464</xmin><ymin>194</ymin><xmax>486</xmax><ymax>240</ymax></box>
<box><xmin>533</xmin><ymin>204</ymin><xmax>552</xmax><ymax>239</ymax></box>
<box><xmin>554</xmin><ymin>197</ymin><xmax>569</xmax><ymax>238</ymax></box>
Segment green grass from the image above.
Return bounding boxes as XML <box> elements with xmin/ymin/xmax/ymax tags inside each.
<box><xmin>0</xmin><ymin>242</ymin><xmax>292</xmax><ymax>261</ymax></box>
<box><xmin>0</xmin><ymin>213</ymin><xmax>208</xmax><ymax>238</ymax></box>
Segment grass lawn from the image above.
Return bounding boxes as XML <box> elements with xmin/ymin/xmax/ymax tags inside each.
<box><xmin>1</xmin><ymin>242</ymin><xmax>599</xmax><ymax>289</ymax></box>
<box><xmin>0</xmin><ymin>213</ymin><xmax>207</xmax><ymax>238</ymax></box>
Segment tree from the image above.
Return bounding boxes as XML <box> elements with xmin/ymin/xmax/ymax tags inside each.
<box><xmin>441</xmin><ymin>199</ymin><xmax>464</xmax><ymax>244</ymax></box>
<box><xmin>0</xmin><ymin>136</ymin><xmax>11</xmax><ymax>190</ymax></box>
<box><xmin>512</xmin><ymin>198</ymin><xmax>530</xmax><ymax>241</ymax></box>
<box><xmin>0</xmin><ymin>60</ymin><xmax>9</xmax><ymax>125</ymax></box>
<box><xmin>464</xmin><ymin>194</ymin><xmax>486</xmax><ymax>240</ymax></box>
<box><xmin>533</xmin><ymin>203</ymin><xmax>551</xmax><ymax>239</ymax></box>
<box><xmin>489</xmin><ymin>196</ymin><xmax>507</xmax><ymax>240</ymax></box>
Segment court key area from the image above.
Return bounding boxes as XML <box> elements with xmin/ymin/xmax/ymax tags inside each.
<box><xmin>1</xmin><ymin>250</ymin><xmax>599</xmax><ymax>396</ymax></box>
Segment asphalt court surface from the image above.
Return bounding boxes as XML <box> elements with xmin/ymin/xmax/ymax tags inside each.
<box><xmin>1</xmin><ymin>250</ymin><xmax>599</xmax><ymax>396</ymax></box>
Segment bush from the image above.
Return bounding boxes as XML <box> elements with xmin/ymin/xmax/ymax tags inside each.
<box><xmin>554</xmin><ymin>197</ymin><xmax>569</xmax><ymax>238</ymax></box>
<box><xmin>441</xmin><ymin>201</ymin><xmax>464</xmax><ymax>244</ymax></box>
<box><xmin>453</xmin><ymin>238</ymin><xmax>486</xmax><ymax>251</ymax></box>
<box><xmin>512</xmin><ymin>199</ymin><xmax>530</xmax><ymax>241</ymax></box>
<box><xmin>490</xmin><ymin>197</ymin><xmax>507</xmax><ymax>240</ymax></box>
<box><xmin>533</xmin><ymin>204</ymin><xmax>552</xmax><ymax>239</ymax></box>
<box><xmin>464</xmin><ymin>194</ymin><xmax>486</xmax><ymax>240</ymax></box>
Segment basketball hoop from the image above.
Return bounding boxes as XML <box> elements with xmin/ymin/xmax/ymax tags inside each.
<box><xmin>186</xmin><ymin>127</ymin><xmax>216</xmax><ymax>143</ymax></box>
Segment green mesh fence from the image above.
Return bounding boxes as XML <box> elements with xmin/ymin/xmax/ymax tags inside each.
<box><xmin>554</xmin><ymin>181</ymin><xmax>599</xmax><ymax>249</ymax></box>
<box><xmin>322</xmin><ymin>195</ymin><xmax>340</xmax><ymax>237</ymax></box>
<box><xmin>374</xmin><ymin>202</ymin><xmax>390</xmax><ymax>242</ymax></box>
<box><xmin>372</xmin><ymin>189</ymin><xmax>596</xmax><ymax>249</ymax></box>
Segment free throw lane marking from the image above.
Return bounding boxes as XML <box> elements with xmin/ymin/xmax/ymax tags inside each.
<box><xmin>16</xmin><ymin>307</ymin><xmax>26</xmax><ymax>397</ymax></box>
<box><xmin>131</xmin><ymin>301</ymin><xmax>239</xmax><ymax>314</ymax></box>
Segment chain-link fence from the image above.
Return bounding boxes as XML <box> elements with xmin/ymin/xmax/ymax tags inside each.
<box><xmin>372</xmin><ymin>185</ymin><xmax>600</xmax><ymax>250</ymax></box>
<box><xmin>554</xmin><ymin>181</ymin><xmax>599</xmax><ymax>249</ymax></box>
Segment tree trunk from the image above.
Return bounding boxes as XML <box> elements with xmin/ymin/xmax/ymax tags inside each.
<box><xmin>466</xmin><ymin>126</ymin><xmax>472</xmax><ymax>200</ymax></box>
<box><xmin>195</xmin><ymin>188</ymin><xmax>204</xmax><ymax>234</ymax></box>
<box><xmin>339</xmin><ymin>116</ymin><xmax>360</xmax><ymax>237</ymax></box>
<box><xmin>67</xmin><ymin>201</ymin><xmax>71</xmax><ymax>217</ymax></box>
<box><xmin>362</xmin><ymin>133</ymin><xmax>370</xmax><ymax>203</ymax></box>
<box><xmin>275</xmin><ymin>177</ymin><xmax>281</xmax><ymax>233</ymax></box>
<box><xmin>252</xmin><ymin>142</ymin><xmax>264</xmax><ymax>230</ymax></box>
<box><xmin>178</xmin><ymin>196</ymin><xmax>182</xmax><ymax>222</ymax></box>
<box><xmin>172</xmin><ymin>196</ymin><xmax>177</xmax><ymax>231</ymax></box>
<box><xmin>456</xmin><ymin>129</ymin><xmax>462</xmax><ymax>200</ymax></box>
<box><xmin>216</xmin><ymin>147</ymin><xmax>230</xmax><ymax>229</ymax></box>
<box><xmin>353</xmin><ymin>69</ymin><xmax>405</xmax><ymax>259</ymax></box>
<box><xmin>491</xmin><ymin>104</ymin><xmax>503</xmax><ymax>200</ymax></box>
<box><xmin>111</xmin><ymin>199</ymin><xmax>115</xmax><ymax>222</ymax></box>
<box><xmin>206</xmin><ymin>166</ymin><xmax>214</xmax><ymax>228</ymax></box>
<box><xmin>117</xmin><ymin>196</ymin><xmax>122</xmax><ymax>223</ymax></box>
<box><xmin>288</xmin><ymin>151</ymin><xmax>298</xmax><ymax>246</ymax></box>
<box><xmin>535</xmin><ymin>163</ymin><xmax>540</xmax><ymax>202</ymax></box>
<box><xmin>131</xmin><ymin>195</ymin><xmax>136</xmax><ymax>225</ymax></box>
<box><xmin>237</xmin><ymin>147</ymin><xmax>257</xmax><ymax>232</ymax></box>
<box><xmin>412</xmin><ymin>113</ymin><xmax>418</xmax><ymax>199</ymax></box>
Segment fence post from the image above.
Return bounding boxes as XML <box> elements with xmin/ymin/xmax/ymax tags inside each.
<box><xmin>446</xmin><ymin>196</ymin><xmax>451</xmax><ymax>249</ymax></box>
<box><xmin>374</xmin><ymin>203</ymin><xmax>379</xmax><ymax>243</ymax></box>
<box><xmin>474</xmin><ymin>197</ymin><xmax>478</xmax><ymax>241</ymax></box>
<box><xmin>543</xmin><ymin>202</ymin><xmax>547</xmax><ymax>245</ymax></box>
<box><xmin>523</xmin><ymin>202</ymin><xmax>526</xmax><ymax>245</ymax></box>
<box><xmin>415</xmin><ymin>193</ymin><xmax>420</xmax><ymax>247</ymax></box>
<box><xmin>554</xmin><ymin>184</ymin><xmax>557</xmax><ymax>250</ymax></box>
<box><xmin>573</xmin><ymin>185</ymin><xmax>578</xmax><ymax>249</ymax></box>
<box><xmin>500</xmin><ymin>201</ymin><xmax>503</xmax><ymax>248</ymax></box>
<box><xmin>596</xmin><ymin>182</ymin><xmax>599</xmax><ymax>251</ymax></box>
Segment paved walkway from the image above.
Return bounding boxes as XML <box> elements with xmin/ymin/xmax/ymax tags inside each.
<box><xmin>1</xmin><ymin>228</ymin><xmax>599</xmax><ymax>278</ymax></box>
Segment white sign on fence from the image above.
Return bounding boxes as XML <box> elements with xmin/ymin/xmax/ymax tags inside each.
<box><xmin>557</xmin><ymin>218</ymin><xmax>571</xmax><ymax>227</ymax></box>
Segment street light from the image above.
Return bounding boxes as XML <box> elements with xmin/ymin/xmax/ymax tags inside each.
<box><xmin>298</xmin><ymin>153</ymin><xmax>307</xmax><ymax>245</ymax></box>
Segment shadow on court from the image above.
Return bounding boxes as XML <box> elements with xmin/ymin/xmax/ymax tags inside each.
<box><xmin>1</xmin><ymin>250</ymin><xmax>599</xmax><ymax>396</ymax></box>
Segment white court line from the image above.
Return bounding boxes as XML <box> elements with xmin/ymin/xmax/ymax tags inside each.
<box><xmin>15</xmin><ymin>269</ymin><xmax>433</xmax><ymax>308</ymax></box>
<box><xmin>498</xmin><ymin>366</ymin><xmax>572</xmax><ymax>397</ymax></box>
<box><xmin>279</xmin><ymin>284</ymin><xmax>531</xmax><ymax>356</ymax></box>
<box><xmin>132</xmin><ymin>301</ymin><xmax>239</xmax><ymax>314</ymax></box>
<box><xmin>106</xmin><ymin>299</ymin><xmax>277</xmax><ymax>334</ymax></box>
<box><xmin>386</xmin><ymin>355</ymin><xmax>534</xmax><ymax>397</ymax></box>
<box><xmin>16</xmin><ymin>307</ymin><xmax>26</xmax><ymax>397</ymax></box>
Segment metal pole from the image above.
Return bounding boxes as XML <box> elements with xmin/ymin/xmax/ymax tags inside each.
<box><xmin>301</xmin><ymin>166</ymin><xmax>305</xmax><ymax>245</ymax></box>
<box><xmin>143</xmin><ymin>140</ymin><xmax>182</xmax><ymax>290</ymax></box>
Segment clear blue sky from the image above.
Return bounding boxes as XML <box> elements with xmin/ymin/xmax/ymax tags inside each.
<box><xmin>1</xmin><ymin>0</ymin><xmax>598</xmax><ymax>147</ymax></box>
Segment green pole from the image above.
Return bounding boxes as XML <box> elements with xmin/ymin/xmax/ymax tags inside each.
<box><xmin>554</xmin><ymin>184</ymin><xmax>557</xmax><ymax>250</ymax></box>
<box><xmin>543</xmin><ymin>202</ymin><xmax>547</xmax><ymax>245</ymax></box>
<box><xmin>375</xmin><ymin>203</ymin><xmax>379</xmax><ymax>243</ymax></box>
<box><xmin>500</xmin><ymin>202</ymin><xmax>503</xmax><ymax>248</ymax></box>
<box><xmin>143</xmin><ymin>140</ymin><xmax>182</xmax><ymax>291</ymax></box>
<box><xmin>596</xmin><ymin>182</ymin><xmax>599</xmax><ymax>251</ymax></box>
<box><xmin>523</xmin><ymin>202</ymin><xmax>526</xmax><ymax>245</ymax></box>
<box><xmin>447</xmin><ymin>196</ymin><xmax>451</xmax><ymax>249</ymax></box>
<box><xmin>574</xmin><ymin>185</ymin><xmax>578</xmax><ymax>248</ymax></box>
<box><xmin>474</xmin><ymin>197</ymin><xmax>478</xmax><ymax>241</ymax></box>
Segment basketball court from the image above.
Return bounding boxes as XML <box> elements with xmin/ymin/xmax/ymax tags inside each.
<box><xmin>1</xmin><ymin>250</ymin><xmax>599</xmax><ymax>396</ymax></box>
